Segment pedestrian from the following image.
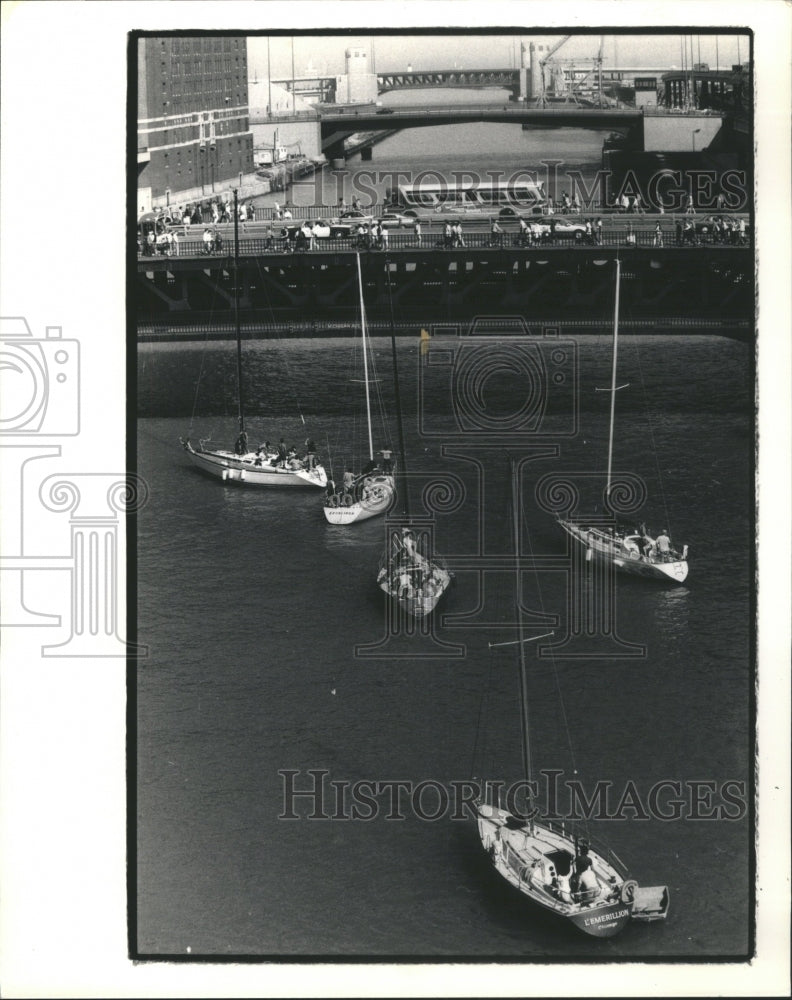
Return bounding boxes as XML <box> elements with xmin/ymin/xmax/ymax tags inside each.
<box><xmin>453</xmin><ymin>221</ymin><xmax>465</xmax><ymax>248</ymax></box>
<box><xmin>585</xmin><ymin>219</ymin><xmax>593</xmax><ymax>245</ymax></box>
<box><xmin>625</xmin><ymin>224</ymin><xmax>636</xmax><ymax>246</ymax></box>
<box><xmin>443</xmin><ymin>221</ymin><xmax>452</xmax><ymax>249</ymax></box>
<box><xmin>634</xmin><ymin>192</ymin><xmax>644</xmax><ymax>214</ymax></box>
<box><xmin>595</xmin><ymin>218</ymin><xmax>603</xmax><ymax>245</ymax></box>
<box><xmin>519</xmin><ymin>217</ymin><xmax>530</xmax><ymax>246</ymax></box>
<box><xmin>380</xmin><ymin>225</ymin><xmax>389</xmax><ymax>251</ymax></box>
<box><xmin>414</xmin><ymin>221</ymin><xmax>422</xmax><ymax>246</ymax></box>
<box><xmin>675</xmin><ymin>220</ymin><xmax>683</xmax><ymax>246</ymax></box>
<box><xmin>685</xmin><ymin>194</ymin><xmax>694</xmax><ymax>214</ymax></box>
<box><xmin>620</xmin><ymin>193</ymin><xmax>629</xmax><ymax>213</ymax></box>
<box><xmin>738</xmin><ymin>217</ymin><xmax>746</xmax><ymax>244</ymax></box>
<box><xmin>490</xmin><ymin>218</ymin><xmax>503</xmax><ymax>247</ymax></box>
<box><xmin>652</xmin><ymin>222</ymin><xmax>663</xmax><ymax>247</ymax></box>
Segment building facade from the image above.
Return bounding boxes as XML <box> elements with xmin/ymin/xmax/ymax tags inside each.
<box><xmin>137</xmin><ymin>35</ymin><xmax>256</xmax><ymax>211</ymax></box>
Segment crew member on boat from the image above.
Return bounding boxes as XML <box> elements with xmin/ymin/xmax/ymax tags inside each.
<box><xmin>401</xmin><ymin>528</ymin><xmax>427</xmax><ymax>567</ymax></box>
<box><xmin>343</xmin><ymin>468</ymin><xmax>356</xmax><ymax>497</ymax></box>
<box><xmin>234</xmin><ymin>430</ymin><xmax>249</xmax><ymax>456</ymax></box>
<box><xmin>655</xmin><ymin>529</ymin><xmax>672</xmax><ymax>562</ymax></box>
<box><xmin>304</xmin><ymin>438</ymin><xmax>317</xmax><ymax>469</ymax></box>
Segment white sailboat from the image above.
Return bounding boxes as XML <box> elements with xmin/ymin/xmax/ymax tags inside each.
<box><xmin>476</xmin><ymin>460</ymin><xmax>671</xmax><ymax>938</ymax></box>
<box><xmin>180</xmin><ymin>190</ymin><xmax>327</xmax><ymax>489</ymax></box>
<box><xmin>375</xmin><ymin>260</ymin><xmax>451</xmax><ymax>617</ymax></box>
<box><xmin>557</xmin><ymin>259</ymin><xmax>689</xmax><ymax>583</ymax></box>
<box><xmin>324</xmin><ymin>254</ymin><xmax>395</xmax><ymax>524</ymax></box>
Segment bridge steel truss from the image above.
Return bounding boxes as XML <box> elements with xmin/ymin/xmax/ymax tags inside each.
<box><xmin>376</xmin><ymin>69</ymin><xmax>519</xmax><ymax>94</ymax></box>
<box><xmin>136</xmin><ymin>247</ymin><xmax>752</xmax><ymax>335</ymax></box>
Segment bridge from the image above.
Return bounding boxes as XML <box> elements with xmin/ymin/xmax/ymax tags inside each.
<box><xmin>136</xmin><ymin>244</ymin><xmax>751</xmax><ymax>339</ymax></box>
<box><xmin>316</xmin><ymin>103</ymin><xmax>644</xmax><ymax>158</ymax></box>
<box><xmin>271</xmin><ymin>68</ymin><xmax>522</xmax><ymax>100</ymax></box>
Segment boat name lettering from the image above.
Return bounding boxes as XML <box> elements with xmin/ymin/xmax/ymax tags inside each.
<box><xmin>584</xmin><ymin>909</ymin><xmax>629</xmax><ymax>926</ymax></box>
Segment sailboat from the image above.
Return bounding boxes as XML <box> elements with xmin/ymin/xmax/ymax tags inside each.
<box><xmin>556</xmin><ymin>259</ymin><xmax>689</xmax><ymax>582</ymax></box>
<box><xmin>476</xmin><ymin>459</ymin><xmax>670</xmax><ymax>938</ymax></box>
<box><xmin>324</xmin><ymin>254</ymin><xmax>395</xmax><ymax>524</ymax></box>
<box><xmin>180</xmin><ymin>190</ymin><xmax>327</xmax><ymax>489</ymax></box>
<box><xmin>375</xmin><ymin>261</ymin><xmax>451</xmax><ymax>617</ymax></box>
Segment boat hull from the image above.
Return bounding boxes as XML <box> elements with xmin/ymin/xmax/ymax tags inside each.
<box><xmin>323</xmin><ymin>476</ymin><xmax>395</xmax><ymax>524</ymax></box>
<box><xmin>558</xmin><ymin>519</ymin><xmax>688</xmax><ymax>583</ymax></box>
<box><xmin>378</xmin><ymin>569</ymin><xmax>450</xmax><ymax>617</ymax></box>
<box><xmin>183</xmin><ymin>443</ymin><xmax>327</xmax><ymax>488</ymax></box>
<box><xmin>476</xmin><ymin>804</ymin><xmax>636</xmax><ymax>939</ymax></box>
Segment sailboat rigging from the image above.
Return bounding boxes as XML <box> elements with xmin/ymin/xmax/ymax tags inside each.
<box><xmin>180</xmin><ymin>189</ymin><xmax>327</xmax><ymax>488</ymax></box>
<box><xmin>323</xmin><ymin>254</ymin><xmax>395</xmax><ymax>524</ymax></box>
<box><xmin>375</xmin><ymin>259</ymin><xmax>451</xmax><ymax>617</ymax></box>
<box><xmin>475</xmin><ymin>459</ymin><xmax>670</xmax><ymax>937</ymax></box>
<box><xmin>557</xmin><ymin>258</ymin><xmax>689</xmax><ymax>582</ymax></box>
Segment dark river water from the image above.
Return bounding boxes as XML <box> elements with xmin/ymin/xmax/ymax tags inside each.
<box><xmin>136</xmin><ymin>331</ymin><xmax>753</xmax><ymax>959</ymax></box>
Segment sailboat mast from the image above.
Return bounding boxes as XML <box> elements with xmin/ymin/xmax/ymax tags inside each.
<box><xmin>605</xmin><ymin>258</ymin><xmax>621</xmax><ymax>502</ymax></box>
<box><xmin>233</xmin><ymin>188</ymin><xmax>244</xmax><ymax>433</ymax></box>
<box><xmin>356</xmin><ymin>254</ymin><xmax>375</xmax><ymax>461</ymax></box>
<box><xmin>510</xmin><ymin>459</ymin><xmax>533</xmax><ymax>790</ymax></box>
<box><xmin>385</xmin><ymin>258</ymin><xmax>409</xmax><ymax>518</ymax></box>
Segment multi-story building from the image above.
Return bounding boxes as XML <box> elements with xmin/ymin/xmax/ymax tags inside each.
<box><xmin>137</xmin><ymin>35</ymin><xmax>256</xmax><ymax>211</ymax></box>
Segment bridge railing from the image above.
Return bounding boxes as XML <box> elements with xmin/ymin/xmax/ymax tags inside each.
<box><xmin>138</xmin><ymin>229</ymin><xmax>750</xmax><ymax>259</ymax></box>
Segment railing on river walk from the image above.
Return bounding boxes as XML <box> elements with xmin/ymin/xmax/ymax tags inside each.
<box><xmin>138</xmin><ymin>229</ymin><xmax>749</xmax><ymax>258</ymax></box>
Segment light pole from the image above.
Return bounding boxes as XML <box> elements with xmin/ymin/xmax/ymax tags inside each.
<box><xmin>691</xmin><ymin>127</ymin><xmax>701</xmax><ymax>152</ymax></box>
<box><xmin>267</xmin><ymin>36</ymin><xmax>272</xmax><ymax>116</ymax></box>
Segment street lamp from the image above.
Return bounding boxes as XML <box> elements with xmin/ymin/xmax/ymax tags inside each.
<box><xmin>691</xmin><ymin>127</ymin><xmax>701</xmax><ymax>152</ymax></box>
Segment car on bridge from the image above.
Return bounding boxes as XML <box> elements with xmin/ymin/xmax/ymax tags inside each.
<box><xmin>280</xmin><ymin>220</ymin><xmax>353</xmax><ymax>244</ymax></box>
<box><xmin>337</xmin><ymin>209</ymin><xmax>417</xmax><ymax>229</ymax></box>
<box><xmin>516</xmin><ymin>217</ymin><xmax>589</xmax><ymax>241</ymax></box>
<box><xmin>692</xmin><ymin>214</ymin><xmax>751</xmax><ymax>243</ymax></box>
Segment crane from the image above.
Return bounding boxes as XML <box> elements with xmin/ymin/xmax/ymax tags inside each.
<box><xmin>538</xmin><ymin>34</ymin><xmax>605</xmax><ymax>107</ymax></box>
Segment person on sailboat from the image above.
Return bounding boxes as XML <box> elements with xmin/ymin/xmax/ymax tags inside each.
<box><xmin>401</xmin><ymin>528</ymin><xmax>428</xmax><ymax>568</ymax></box>
<box><xmin>655</xmin><ymin>529</ymin><xmax>672</xmax><ymax>562</ymax></box>
<box><xmin>276</xmin><ymin>439</ymin><xmax>288</xmax><ymax>466</ymax></box>
<box><xmin>343</xmin><ymin>468</ymin><xmax>356</xmax><ymax>497</ymax></box>
<box><xmin>304</xmin><ymin>438</ymin><xmax>317</xmax><ymax>469</ymax></box>
<box><xmin>234</xmin><ymin>430</ymin><xmax>249</xmax><ymax>456</ymax></box>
